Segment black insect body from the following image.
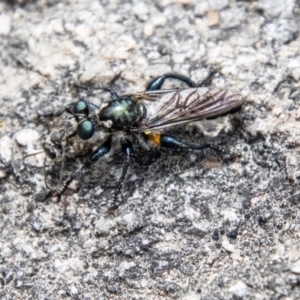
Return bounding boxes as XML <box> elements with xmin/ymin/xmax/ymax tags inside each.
<box><xmin>42</xmin><ymin>72</ymin><xmax>244</xmax><ymax>198</ymax></box>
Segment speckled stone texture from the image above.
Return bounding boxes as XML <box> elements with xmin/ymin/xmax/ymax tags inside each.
<box><xmin>1</xmin><ymin>0</ymin><xmax>300</xmax><ymax>299</ymax></box>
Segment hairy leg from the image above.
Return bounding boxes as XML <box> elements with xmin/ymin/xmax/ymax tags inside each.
<box><xmin>114</xmin><ymin>140</ymin><xmax>133</xmax><ymax>196</ymax></box>
<box><xmin>146</xmin><ymin>69</ymin><xmax>217</xmax><ymax>91</ymax></box>
<box><xmin>146</xmin><ymin>73</ymin><xmax>196</xmax><ymax>91</ymax></box>
<box><xmin>154</xmin><ymin>134</ymin><xmax>226</xmax><ymax>154</ymax></box>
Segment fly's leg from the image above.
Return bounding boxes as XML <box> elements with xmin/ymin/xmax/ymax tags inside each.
<box><xmin>196</xmin><ymin>68</ymin><xmax>217</xmax><ymax>87</ymax></box>
<box><xmin>90</xmin><ymin>136</ymin><xmax>113</xmax><ymax>162</ymax></box>
<box><xmin>91</xmin><ymin>138</ymin><xmax>133</xmax><ymax>208</ymax></box>
<box><xmin>102</xmin><ymin>141</ymin><xmax>133</xmax><ymax>209</ymax></box>
<box><xmin>160</xmin><ymin>134</ymin><xmax>226</xmax><ymax>154</ymax></box>
<box><xmin>50</xmin><ymin>136</ymin><xmax>113</xmax><ymax>198</ymax></box>
<box><xmin>147</xmin><ymin>133</ymin><xmax>226</xmax><ymax>154</ymax></box>
<box><xmin>146</xmin><ymin>69</ymin><xmax>217</xmax><ymax>91</ymax></box>
<box><xmin>114</xmin><ymin>141</ymin><xmax>133</xmax><ymax>196</ymax></box>
<box><xmin>43</xmin><ymin>128</ymin><xmax>85</xmax><ymax>197</ymax></box>
<box><xmin>48</xmin><ymin>163</ymin><xmax>85</xmax><ymax>199</ymax></box>
<box><xmin>73</xmin><ymin>83</ymin><xmax>119</xmax><ymax>100</ymax></box>
<box><xmin>146</xmin><ymin>73</ymin><xmax>196</xmax><ymax>91</ymax></box>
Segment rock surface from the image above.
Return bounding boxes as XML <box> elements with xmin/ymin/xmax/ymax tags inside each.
<box><xmin>0</xmin><ymin>0</ymin><xmax>300</xmax><ymax>299</ymax></box>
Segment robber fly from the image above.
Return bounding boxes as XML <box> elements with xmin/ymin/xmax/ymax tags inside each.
<box><xmin>41</xmin><ymin>71</ymin><xmax>244</xmax><ymax>198</ymax></box>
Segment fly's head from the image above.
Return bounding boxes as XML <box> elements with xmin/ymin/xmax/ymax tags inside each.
<box><xmin>65</xmin><ymin>100</ymin><xmax>100</xmax><ymax>141</ymax></box>
<box><xmin>42</xmin><ymin>100</ymin><xmax>107</xmax><ymax>162</ymax></box>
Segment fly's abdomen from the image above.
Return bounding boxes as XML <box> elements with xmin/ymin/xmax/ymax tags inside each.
<box><xmin>99</xmin><ymin>99</ymin><xmax>141</xmax><ymax>129</ymax></box>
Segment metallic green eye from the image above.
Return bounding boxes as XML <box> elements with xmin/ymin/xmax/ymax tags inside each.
<box><xmin>74</xmin><ymin>100</ymin><xmax>88</xmax><ymax>115</ymax></box>
<box><xmin>77</xmin><ymin>120</ymin><xmax>94</xmax><ymax>140</ymax></box>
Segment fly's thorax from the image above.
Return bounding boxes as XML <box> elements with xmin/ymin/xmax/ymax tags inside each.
<box><xmin>99</xmin><ymin>98</ymin><xmax>146</xmax><ymax>130</ymax></box>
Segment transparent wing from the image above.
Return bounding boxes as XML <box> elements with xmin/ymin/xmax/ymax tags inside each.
<box><xmin>132</xmin><ymin>88</ymin><xmax>244</xmax><ymax>132</ymax></box>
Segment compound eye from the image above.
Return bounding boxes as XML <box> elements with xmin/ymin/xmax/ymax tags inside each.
<box><xmin>74</xmin><ymin>100</ymin><xmax>88</xmax><ymax>115</ymax></box>
<box><xmin>77</xmin><ymin>120</ymin><xmax>94</xmax><ymax>140</ymax></box>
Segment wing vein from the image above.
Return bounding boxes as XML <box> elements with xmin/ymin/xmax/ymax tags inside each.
<box><xmin>135</xmin><ymin>88</ymin><xmax>243</xmax><ymax>132</ymax></box>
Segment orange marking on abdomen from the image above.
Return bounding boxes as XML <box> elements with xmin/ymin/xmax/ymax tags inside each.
<box><xmin>148</xmin><ymin>133</ymin><xmax>161</xmax><ymax>146</ymax></box>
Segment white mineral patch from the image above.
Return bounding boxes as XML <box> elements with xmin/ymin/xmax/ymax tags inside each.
<box><xmin>229</xmin><ymin>280</ymin><xmax>251</xmax><ymax>297</ymax></box>
<box><xmin>117</xmin><ymin>212</ymin><xmax>140</xmax><ymax>232</ymax></box>
<box><xmin>290</xmin><ymin>260</ymin><xmax>300</xmax><ymax>274</ymax></box>
<box><xmin>14</xmin><ymin>129</ymin><xmax>40</xmax><ymax>147</ymax></box>
<box><xmin>94</xmin><ymin>217</ymin><xmax>115</xmax><ymax>236</ymax></box>
<box><xmin>143</xmin><ymin>22</ymin><xmax>154</xmax><ymax>37</ymax></box>
<box><xmin>222</xmin><ymin>237</ymin><xmax>235</xmax><ymax>252</ymax></box>
<box><xmin>0</xmin><ymin>136</ymin><xmax>14</xmax><ymax>164</ymax></box>
<box><xmin>0</xmin><ymin>13</ymin><xmax>11</xmax><ymax>35</ymax></box>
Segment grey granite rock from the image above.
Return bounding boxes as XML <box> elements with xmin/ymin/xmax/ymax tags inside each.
<box><xmin>0</xmin><ymin>0</ymin><xmax>300</xmax><ymax>299</ymax></box>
